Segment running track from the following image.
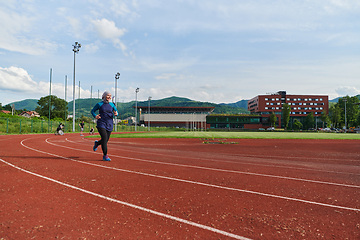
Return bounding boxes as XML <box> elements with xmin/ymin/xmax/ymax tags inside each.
<box><xmin>0</xmin><ymin>133</ymin><xmax>359</xmax><ymax>239</ymax></box>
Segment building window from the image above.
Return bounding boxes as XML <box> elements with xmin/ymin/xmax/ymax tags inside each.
<box><xmin>287</xmin><ymin>98</ymin><xmax>290</xmax><ymax>101</ymax></box>
<box><xmin>320</xmin><ymin>98</ymin><xmax>323</xmax><ymax>101</ymax></box>
<box><xmin>265</xmin><ymin>98</ymin><xmax>268</xmax><ymax>101</ymax></box>
<box><xmin>265</xmin><ymin>107</ymin><xmax>268</xmax><ymax>109</ymax></box>
<box><xmin>266</xmin><ymin>102</ymin><xmax>269</xmax><ymax>105</ymax></box>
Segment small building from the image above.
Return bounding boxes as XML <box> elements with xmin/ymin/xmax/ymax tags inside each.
<box><xmin>1</xmin><ymin>110</ymin><xmax>11</xmax><ymax>114</ymax></box>
<box><xmin>18</xmin><ymin>111</ymin><xmax>40</xmax><ymax>118</ymax></box>
<box><xmin>137</xmin><ymin>106</ymin><xmax>215</xmax><ymax>129</ymax></box>
<box><xmin>206</xmin><ymin>114</ymin><xmax>264</xmax><ymax>129</ymax></box>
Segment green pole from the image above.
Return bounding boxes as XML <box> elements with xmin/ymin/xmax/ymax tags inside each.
<box><xmin>41</xmin><ymin>120</ymin><xmax>43</xmax><ymax>132</ymax></box>
<box><xmin>20</xmin><ymin>119</ymin><xmax>22</xmax><ymax>134</ymax></box>
<box><xmin>6</xmin><ymin>118</ymin><xmax>8</xmax><ymax>133</ymax></box>
<box><xmin>31</xmin><ymin>119</ymin><xmax>33</xmax><ymax>133</ymax></box>
<box><xmin>48</xmin><ymin>68</ymin><xmax>52</xmax><ymax>132</ymax></box>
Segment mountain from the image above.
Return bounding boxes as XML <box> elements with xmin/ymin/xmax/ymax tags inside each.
<box><xmin>5</xmin><ymin>96</ymin><xmax>249</xmax><ymax>119</ymax></box>
<box><xmin>219</xmin><ymin>100</ymin><xmax>248</xmax><ymax>109</ymax></box>
<box><xmin>5</xmin><ymin>95</ymin><xmax>358</xmax><ymax>119</ymax></box>
<box><xmin>8</xmin><ymin>99</ymin><xmax>39</xmax><ymax>110</ymax></box>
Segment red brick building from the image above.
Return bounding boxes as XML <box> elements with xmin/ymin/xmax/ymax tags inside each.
<box><xmin>248</xmin><ymin>91</ymin><xmax>329</xmax><ymax>128</ymax></box>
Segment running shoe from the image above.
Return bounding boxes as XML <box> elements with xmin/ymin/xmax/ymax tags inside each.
<box><xmin>93</xmin><ymin>141</ymin><xmax>98</xmax><ymax>151</ymax></box>
<box><xmin>103</xmin><ymin>155</ymin><xmax>111</xmax><ymax>161</ymax></box>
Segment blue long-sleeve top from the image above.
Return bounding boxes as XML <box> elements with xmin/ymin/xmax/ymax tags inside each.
<box><xmin>91</xmin><ymin>102</ymin><xmax>118</xmax><ymax>131</ymax></box>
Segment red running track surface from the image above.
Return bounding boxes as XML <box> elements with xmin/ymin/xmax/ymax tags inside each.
<box><xmin>0</xmin><ymin>133</ymin><xmax>359</xmax><ymax>239</ymax></box>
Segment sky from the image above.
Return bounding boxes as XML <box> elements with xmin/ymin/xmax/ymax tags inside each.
<box><xmin>1</xmin><ymin>0</ymin><xmax>360</xmax><ymax>106</ymax></box>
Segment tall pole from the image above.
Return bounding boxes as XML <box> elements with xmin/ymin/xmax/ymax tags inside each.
<box><xmin>148</xmin><ymin>96</ymin><xmax>151</xmax><ymax>131</ymax></box>
<box><xmin>65</xmin><ymin>75</ymin><xmax>67</xmax><ymax>130</ymax></box>
<box><xmin>48</xmin><ymin>68</ymin><xmax>52</xmax><ymax>132</ymax></box>
<box><xmin>72</xmin><ymin>41</ymin><xmax>81</xmax><ymax>132</ymax></box>
<box><xmin>115</xmin><ymin>72</ymin><xmax>120</xmax><ymax>132</ymax></box>
<box><xmin>78</xmin><ymin>80</ymin><xmax>81</xmax><ymax>121</ymax></box>
<box><xmin>135</xmin><ymin>88</ymin><xmax>139</xmax><ymax>131</ymax></box>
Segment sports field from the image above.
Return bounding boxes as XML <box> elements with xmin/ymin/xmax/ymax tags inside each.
<box><xmin>0</xmin><ymin>132</ymin><xmax>359</xmax><ymax>239</ymax></box>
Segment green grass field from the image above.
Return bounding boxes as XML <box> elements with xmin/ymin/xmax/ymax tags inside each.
<box><xmin>86</xmin><ymin>131</ymin><xmax>360</xmax><ymax>140</ymax></box>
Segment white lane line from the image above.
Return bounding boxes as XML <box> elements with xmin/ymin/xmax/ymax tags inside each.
<box><xmin>22</xmin><ymin>138</ymin><xmax>360</xmax><ymax>212</ymax></box>
<box><xmin>65</xmin><ymin>138</ymin><xmax>360</xmax><ymax>176</ymax></box>
<box><xmin>54</xmin><ymin>138</ymin><xmax>360</xmax><ymax>189</ymax></box>
<box><xmin>0</xmin><ymin>158</ymin><xmax>250</xmax><ymax>240</ymax></box>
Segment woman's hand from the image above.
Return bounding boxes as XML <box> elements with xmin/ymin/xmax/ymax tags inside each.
<box><xmin>113</xmin><ymin>111</ymin><xmax>118</xmax><ymax>116</ymax></box>
<box><xmin>95</xmin><ymin>114</ymin><xmax>101</xmax><ymax>119</ymax></box>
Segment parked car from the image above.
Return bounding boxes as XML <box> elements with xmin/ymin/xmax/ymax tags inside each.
<box><xmin>267</xmin><ymin>127</ymin><xmax>275</xmax><ymax>131</ymax></box>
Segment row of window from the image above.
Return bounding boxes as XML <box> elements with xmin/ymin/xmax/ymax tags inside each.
<box><xmin>293</xmin><ymin>107</ymin><xmax>323</xmax><ymax>110</ymax></box>
<box><xmin>292</xmin><ymin>112</ymin><xmax>322</xmax><ymax>115</ymax></box>
<box><xmin>265</xmin><ymin>106</ymin><xmax>323</xmax><ymax>111</ymax></box>
<box><xmin>266</xmin><ymin>102</ymin><xmax>324</xmax><ymax>106</ymax></box>
<box><xmin>265</xmin><ymin>97</ymin><xmax>324</xmax><ymax>101</ymax></box>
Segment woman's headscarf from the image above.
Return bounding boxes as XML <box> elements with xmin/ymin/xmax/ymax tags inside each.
<box><xmin>102</xmin><ymin>91</ymin><xmax>111</xmax><ymax>103</ymax></box>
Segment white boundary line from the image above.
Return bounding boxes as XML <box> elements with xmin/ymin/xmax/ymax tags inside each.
<box><xmin>20</xmin><ymin>138</ymin><xmax>360</xmax><ymax>212</ymax></box>
<box><xmin>52</xmin><ymin>139</ymin><xmax>360</xmax><ymax>189</ymax></box>
<box><xmin>0</xmin><ymin>158</ymin><xmax>250</xmax><ymax>240</ymax></box>
<box><xmin>66</xmin><ymin>138</ymin><xmax>360</xmax><ymax>176</ymax></box>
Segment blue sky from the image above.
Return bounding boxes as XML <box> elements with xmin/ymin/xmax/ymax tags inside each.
<box><xmin>1</xmin><ymin>0</ymin><xmax>360</xmax><ymax>106</ymax></box>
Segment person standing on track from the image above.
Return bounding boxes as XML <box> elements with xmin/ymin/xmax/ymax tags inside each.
<box><xmin>79</xmin><ymin>121</ymin><xmax>85</xmax><ymax>136</ymax></box>
<box><xmin>91</xmin><ymin>91</ymin><xmax>118</xmax><ymax>161</ymax></box>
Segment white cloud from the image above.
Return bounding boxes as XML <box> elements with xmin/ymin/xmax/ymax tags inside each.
<box><xmin>92</xmin><ymin>18</ymin><xmax>128</xmax><ymax>54</ymax></box>
<box><xmin>335</xmin><ymin>86</ymin><xmax>360</xmax><ymax>97</ymax></box>
<box><xmin>0</xmin><ymin>66</ymin><xmax>92</xmax><ymax>102</ymax></box>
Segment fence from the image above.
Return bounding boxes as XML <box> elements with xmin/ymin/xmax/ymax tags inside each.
<box><xmin>0</xmin><ymin>117</ymin><xmax>182</xmax><ymax>134</ymax></box>
<box><xmin>0</xmin><ymin>118</ymin><xmax>94</xmax><ymax>134</ymax></box>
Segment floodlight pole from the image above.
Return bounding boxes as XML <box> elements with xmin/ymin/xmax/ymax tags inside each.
<box><xmin>65</xmin><ymin>75</ymin><xmax>67</xmax><ymax>130</ymax></box>
<box><xmin>48</xmin><ymin>68</ymin><xmax>52</xmax><ymax>132</ymax></box>
<box><xmin>135</xmin><ymin>88</ymin><xmax>139</xmax><ymax>131</ymax></box>
<box><xmin>72</xmin><ymin>41</ymin><xmax>81</xmax><ymax>132</ymax></box>
<box><xmin>115</xmin><ymin>72</ymin><xmax>120</xmax><ymax>132</ymax></box>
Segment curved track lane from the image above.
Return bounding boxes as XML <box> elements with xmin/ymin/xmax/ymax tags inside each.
<box><xmin>1</xmin><ymin>133</ymin><xmax>359</xmax><ymax>239</ymax></box>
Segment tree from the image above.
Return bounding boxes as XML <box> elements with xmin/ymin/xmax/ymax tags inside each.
<box><xmin>303</xmin><ymin>112</ymin><xmax>315</xmax><ymax>130</ymax></box>
<box><xmin>293</xmin><ymin>119</ymin><xmax>303</xmax><ymax>130</ymax></box>
<box><xmin>269</xmin><ymin>112</ymin><xmax>277</xmax><ymax>127</ymax></box>
<box><xmin>336</xmin><ymin>96</ymin><xmax>359</xmax><ymax>128</ymax></box>
<box><xmin>329</xmin><ymin>104</ymin><xmax>341</xmax><ymax>128</ymax></box>
<box><xmin>320</xmin><ymin>110</ymin><xmax>330</xmax><ymax>128</ymax></box>
<box><xmin>35</xmin><ymin>95</ymin><xmax>68</xmax><ymax>120</ymax></box>
<box><xmin>282</xmin><ymin>103</ymin><xmax>291</xmax><ymax>129</ymax></box>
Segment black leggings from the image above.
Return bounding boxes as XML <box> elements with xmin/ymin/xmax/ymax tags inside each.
<box><xmin>97</xmin><ymin>127</ymin><xmax>112</xmax><ymax>156</ymax></box>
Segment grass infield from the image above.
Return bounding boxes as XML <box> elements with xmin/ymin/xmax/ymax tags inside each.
<box><xmin>86</xmin><ymin>131</ymin><xmax>360</xmax><ymax>140</ymax></box>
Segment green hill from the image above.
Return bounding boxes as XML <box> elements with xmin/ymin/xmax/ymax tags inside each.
<box><xmin>6</xmin><ymin>94</ymin><xmax>355</xmax><ymax>120</ymax></box>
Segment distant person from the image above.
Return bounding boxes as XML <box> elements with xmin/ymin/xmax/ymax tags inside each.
<box><xmin>79</xmin><ymin>121</ymin><xmax>85</xmax><ymax>136</ymax></box>
<box><xmin>91</xmin><ymin>91</ymin><xmax>118</xmax><ymax>161</ymax></box>
<box><xmin>55</xmin><ymin>123</ymin><xmax>64</xmax><ymax>135</ymax></box>
<box><xmin>89</xmin><ymin>127</ymin><xmax>94</xmax><ymax>135</ymax></box>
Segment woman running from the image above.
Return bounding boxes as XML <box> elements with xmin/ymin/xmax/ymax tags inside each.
<box><xmin>91</xmin><ymin>91</ymin><xmax>118</xmax><ymax>161</ymax></box>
